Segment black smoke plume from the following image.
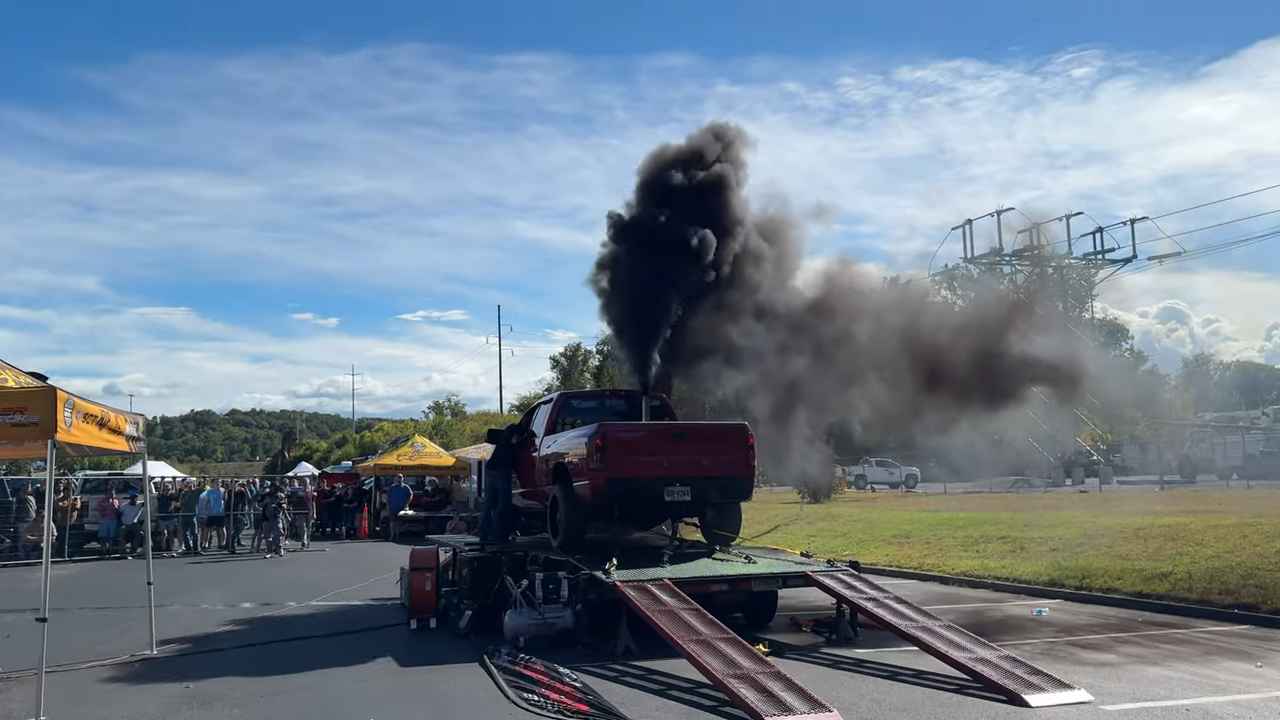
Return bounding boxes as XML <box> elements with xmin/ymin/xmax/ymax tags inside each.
<box><xmin>591</xmin><ymin>122</ymin><xmax>1082</xmax><ymax>493</ymax></box>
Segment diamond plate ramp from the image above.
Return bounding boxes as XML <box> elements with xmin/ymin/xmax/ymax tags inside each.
<box><xmin>615</xmin><ymin>580</ymin><xmax>842</xmax><ymax>720</ymax></box>
<box><xmin>807</xmin><ymin>571</ymin><xmax>1093</xmax><ymax>708</ymax></box>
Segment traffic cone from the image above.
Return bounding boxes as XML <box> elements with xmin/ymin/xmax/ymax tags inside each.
<box><xmin>357</xmin><ymin>505</ymin><xmax>369</xmax><ymax>539</ymax></box>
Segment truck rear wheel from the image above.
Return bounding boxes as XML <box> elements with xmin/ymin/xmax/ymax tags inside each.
<box><xmin>547</xmin><ymin>483</ymin><xmax>585</xmax><ymax>551</ymax></box>
<box><xmin>741</xmin><ymin>590</ymin><xmax>779</xmax><ymax>630</ymax></box>
<box><xmin>852</xmin><ymin>474</ymin><xmax>868</xmax><ymax>490</ymax></box>
<box><xmin>700</xmin><ymin>502</ymin><xmax>742</xmax><ymax>546</ymax></box>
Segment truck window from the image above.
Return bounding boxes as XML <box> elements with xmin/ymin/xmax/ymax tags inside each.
<box><xmin>551</xmin><ymin>395</ymin><xmax>675</xmax><ymax>433</ymax></box>
<box><xmin>876</xmin><ymin>459</ymin><xmax>900</xmax><ymax>469</ymax></box>
<box><xmin>530</xmin><ymin>401</ymin><xmax>553</xmax><ymax>444</ymax></box>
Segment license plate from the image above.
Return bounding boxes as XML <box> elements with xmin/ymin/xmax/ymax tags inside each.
<box><xmin>663</xmin><ymin>486</ymin><xmax>692</xmax><ymax>502</ymax></box>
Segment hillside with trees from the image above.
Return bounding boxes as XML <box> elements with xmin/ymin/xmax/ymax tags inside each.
<box><xmin>145</xmin><ymin>409</ymin><xmax>378</xmax><ymax>464</ymax></box>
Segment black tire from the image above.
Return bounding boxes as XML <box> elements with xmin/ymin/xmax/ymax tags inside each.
<box><xmin>852</xmin><ymin>475</ymin><xmax>868</xmax><ymax>490</ymax></box>
<box><xmin>700</xmin><ymin>502</ymin><xmax>743</xmax><ymax>546</ymax></box>
<box><xmin>903</xmin><ymin>474</ymin><xmax>919</xmax><ymax>490</ymax></box>
<box><xmin>547</xmin><ymin>483</ymin><xmax>585</xmax><ymax>551</ymax></box>
<box><xmin>741</xmin><ymin>590</ymin><xmax>779</xmax><ymax>630</ymax></box>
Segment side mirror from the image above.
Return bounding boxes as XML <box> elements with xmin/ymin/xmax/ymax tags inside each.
<box><xmin>485</xmin><ymin>428</ymin><xmax>505</xmax><ymax>445</ymax></box>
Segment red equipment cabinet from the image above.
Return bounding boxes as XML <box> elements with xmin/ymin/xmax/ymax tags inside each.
<box><xmin>402</xmin><ymin>546</ymin><xmax>440</xmax><ymax>628</ymax></box>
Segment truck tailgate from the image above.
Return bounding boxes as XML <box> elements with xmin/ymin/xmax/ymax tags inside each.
<box><xmin>597</xmin><ymin>422</ymin><xmax>753</xmax><ymax>477</ymax></box>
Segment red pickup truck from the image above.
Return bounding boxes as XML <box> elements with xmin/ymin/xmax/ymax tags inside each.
<box><xmin>502</xmin><ymin>389</ymin><xmax>756</xmax><ymax>550</ymax></box>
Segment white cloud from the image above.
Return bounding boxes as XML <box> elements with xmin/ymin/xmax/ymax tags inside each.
<box><xmin>543</xmin><ymin>329</ymin><xmax>579</xmax><ymax>342</ymax></box>
<box><xmin>395</xmin><ymin>309</ymin><xmax>470</xmax><ymax>322</ymax></box>
<box><xmin>1</xmin><ymin>303</ymin><xmax>552</xmax><ymax>417</ymax></box>
<box><xmin>1262</xmin><ymin>323</ymin><xmax>1280</xmax><ymax>365</ymax></box>
<box><xmin>1097</xmin><ymin>298</ymin><xmax>1279</xmax><ymax>371</ymax></box>
<box><xmin>8</xmin><ymin>38</ymin><xmax>1280</xmax><ymax>293</ymax></box>
<box><xmin>290</xmin><ymin>312</ymin><xmax>340</xmax><ymax>328</ymax></box>
<box><xmin>129</xmin><ymin>307</ymin><xmax>195</xmax><ymax>318</ymax></box>
<box><xmin>3</xmin><ymin>37</ymin><xmax>1280</xmax><ymax>418</ymax></box>
<box><xmin>1094</xmin><ymin>266</ymin><xmax>1280</xmax><ymax>369</ymax></box>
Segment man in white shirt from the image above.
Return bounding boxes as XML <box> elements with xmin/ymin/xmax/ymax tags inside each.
<box><xmin>119</xmin><ymin>490</ymin><xmax>147</xmax><ymax>557</ymax></box>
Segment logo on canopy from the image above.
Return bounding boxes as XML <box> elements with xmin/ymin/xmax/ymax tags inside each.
<box><xmin>63</xmin><ymin>397</ymin><xmax>75</xmax><ymax>429</ymax></box>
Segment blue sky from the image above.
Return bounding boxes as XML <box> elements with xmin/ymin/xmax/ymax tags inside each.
<box><xmin>3</xmin><ymin>3</ymin><xmax>1279</xmax><ymax>417</ymax></box>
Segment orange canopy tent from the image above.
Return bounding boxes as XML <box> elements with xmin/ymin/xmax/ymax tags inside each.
<box><xmin>0</xmin><ymin>358</ymin><xmax>152</xmax><ymax>719</ymax></box>
<box><xmin>0</xmin><ymin>359</ymin><xmax>146</xmax><ymax>459</ymax></box>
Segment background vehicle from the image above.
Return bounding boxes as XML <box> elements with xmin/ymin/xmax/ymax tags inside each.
<box><xmin>847</xmin><ymin>457</ymin><xmax>921</xmax><ymax>490</ymax></box>
<box><xmin>506</xmin><ymin>389</ymin><xmax>755</xmax><ymax>550</ymax></box>
<box><xmin>75</xmin><ymin>472</ymin><xmax>161</xmax><ymax>549</ymax></box>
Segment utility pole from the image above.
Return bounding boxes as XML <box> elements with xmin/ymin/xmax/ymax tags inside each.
<box><xmin>127</xmin><ymin>393</ymin><xmax>135</xmax><ymax>412</ymax></box>
<box><xmin>345</xmin><ymin>364</ymin><xmax>362</xmax><ymax>435</ymax></box>
<box><xmin>497</xmin><ymin>305</ymin><xmax>504</xmax><ymax>413</ymax></box>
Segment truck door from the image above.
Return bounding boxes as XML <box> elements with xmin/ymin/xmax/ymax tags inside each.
<box><xmin>512</xmin><ymin>400</ymin><xmax>553</xmax><ymax>508</ymax></box>
<box><xmin>878</xmin><ymin>459</ymin><xmax>901</xmax><ymax>485</ymax></box>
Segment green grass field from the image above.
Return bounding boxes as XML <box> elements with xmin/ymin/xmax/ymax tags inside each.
<box><xmin>740</xmin><ymin>486</ymin><xmax>1280</xmax><ymax>613</ymax></box>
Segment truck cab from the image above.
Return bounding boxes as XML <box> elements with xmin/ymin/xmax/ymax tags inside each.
<box><xmin>502</xmin><ymin>389</ymin><xmax>756</xmax><ymax>550</ymax></box>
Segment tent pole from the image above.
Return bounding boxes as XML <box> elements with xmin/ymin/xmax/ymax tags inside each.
<box><xmin>141</xmin><ymin>451</ymin><xmax>157</xmax><ymax>654</ymax></box>
<box><xmin>36</xmin><ymin>439</ymin><xmax>56</xmax><ymax>720</ymax></box>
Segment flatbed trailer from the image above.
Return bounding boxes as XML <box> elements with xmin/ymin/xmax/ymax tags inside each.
<box><xmin>402</xmin><ymin>532</ymin><xmax>1092</xmax><ymax>720</ymax></box>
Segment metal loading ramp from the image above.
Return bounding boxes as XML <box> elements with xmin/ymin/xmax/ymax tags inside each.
<box><xmin>616</xmin><ymin>580</ymin><xmax>843</xmax><ymax>720</ymax></box>
<box><xmin>807</xmin><ymin>571</ymin><xmax>1094</xmax><ymax>708</ymax></box>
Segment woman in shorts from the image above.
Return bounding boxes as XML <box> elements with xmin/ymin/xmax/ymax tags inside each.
<box><xmin>96</xmin><ymin>488</ymin><xmax>120</xmax><ymax>556</ymax></box>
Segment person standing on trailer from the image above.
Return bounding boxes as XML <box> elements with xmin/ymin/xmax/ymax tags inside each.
<box><xmin>479</xmin><ymin>424</ymin><xmax>521</xmax><ymax>543</ymax></box>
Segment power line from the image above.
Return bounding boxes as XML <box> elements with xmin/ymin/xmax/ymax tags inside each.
<box><xmin>926</xmin><ymin>228</ymin><xmax>954</xmax><ymax>276</ymax></box>
<box><xmin>1134</xmin><ymin>207</ymin><xmax>1280</xmax><ymax>248</ymax></box>
<box><xmin>1150</xmin><ymin>182</ymin><xmax>1280</xmax><ymax>221</ymax></box>
<box><xmin>1107</xmin><ymin>224</ymin><xmax>1280</xmax><ymax>280</ymax></box>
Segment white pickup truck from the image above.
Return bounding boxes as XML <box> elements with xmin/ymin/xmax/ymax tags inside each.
<box><xmin>847</xmin><ymin>457</ymin><xmax>921</xmax><ymax>490</ymax></box>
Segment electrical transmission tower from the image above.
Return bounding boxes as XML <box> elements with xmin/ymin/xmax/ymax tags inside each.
<box><xmin>938</xmin><ymin>206</ymin><xmax>1148</xmax><ymax>481</ymax></box>
<box><xmin>945</xmin><ymin>207</ymin><xmax>1145</xmax><ymax>321</ymax></box>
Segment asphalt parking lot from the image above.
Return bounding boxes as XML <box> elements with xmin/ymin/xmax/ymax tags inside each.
<box><xmin>2</xmin><ymin>540</ymin><xmax>1277</xmax><ymax>720</ymax></box>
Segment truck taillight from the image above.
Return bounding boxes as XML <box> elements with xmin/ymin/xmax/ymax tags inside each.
<box><xmin>588</xmin><ymin>432</ymin><xmax>606</xmax><ymax>470</ymax></box>
<box><xmin>746</xmin><ymin>431</ymin><xmax>756</xmax><ymax>464</ymax></box>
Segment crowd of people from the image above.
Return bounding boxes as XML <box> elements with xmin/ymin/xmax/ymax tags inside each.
<box><xmin>5</xmin><ymin>470</ymin><xmax>483</xmax><ymax>562</ymax></box>
<box><xmin>5</xmin><ymin>476</ymin><xmax>385</xmax><ymax>562</ymax></box>
<box><xmin>146</xmin><ymin>477</ymin><xmax>373</xmax><ymax>558</ymax></box>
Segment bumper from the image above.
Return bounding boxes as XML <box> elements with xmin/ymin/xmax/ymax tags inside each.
<box><xmin>596</xmin><ymin>475</ymin><xmax>754</xmax><ymax>508</ymax></box>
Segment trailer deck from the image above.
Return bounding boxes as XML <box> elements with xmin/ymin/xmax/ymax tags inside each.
<box><xmin>418</xmin><ymin>533</ymin><xmax>1091</xmax><ymax>718</ymax></box>
<box><xmin>427</xmin><ymin>532</ymin><xmax>844</xmax><ymax>581</ymax></box>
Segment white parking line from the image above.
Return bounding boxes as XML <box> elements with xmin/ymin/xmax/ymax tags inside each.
<box><xmin>852</xmin><ymin>623</ymin><xmax>1253</xmax><ymax>653</ymax></box>
<box><xmin>1101</xmin><ymin>690</ymin><xmax>1280</xmax><ymax>711</ymax></box>
<box><xmin>924</xmin><ymin>599</ymin><xmax>1064</xmax><ymax>610</ymax></box>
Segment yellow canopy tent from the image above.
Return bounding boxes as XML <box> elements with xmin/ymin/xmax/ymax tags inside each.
<box><xmin>0</xmin><ymin>358</ymin><xmax>153</xmax><ymax>719</ymax></box>
<box><xmin>356</xmin><ymin>433</ymin><xmax>469</xmax><ymax>476</ymax></box>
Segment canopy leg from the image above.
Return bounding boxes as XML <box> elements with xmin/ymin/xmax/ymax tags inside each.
<box><xmin>36</xmin><ymin>439</ymin><xmax>56</xmax><ymax>720</ymax></box>
<box><xmin>141</xmin><ymin>452</ymin><xmax>157</xmax><ymax>654</ymax></box>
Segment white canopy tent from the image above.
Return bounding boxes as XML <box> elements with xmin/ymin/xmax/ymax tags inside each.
<box><xmin>285</xmin><ymin>460</ymin><xmax>319</xmax><ymax>477</ymax></box>
<box><xmin>123</xmin><ymin>459</ymin><xmax>189</xmax><ymax>478</ymax></box>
